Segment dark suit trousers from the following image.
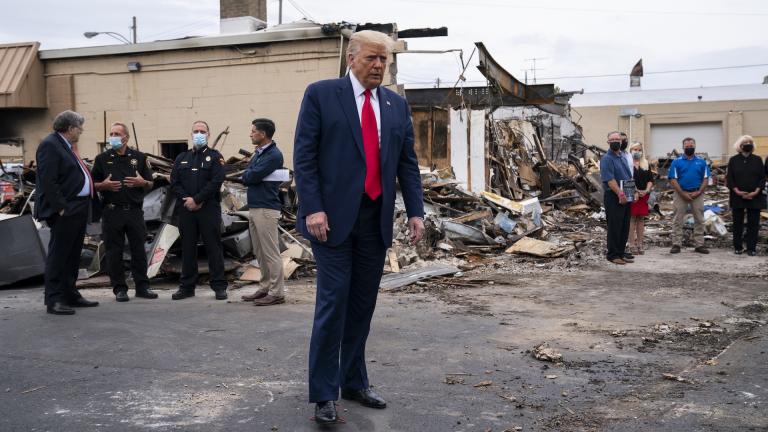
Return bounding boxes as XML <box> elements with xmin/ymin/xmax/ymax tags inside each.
<box><xmin>178</xmin><ymin>203</ymin><xmax>227</xmax><ymax>291</ymax></box>
<box><xmin>604</xmin><ymin>191</ymin><xmax>630</xmax><ymax>260</ymax></box>
<box><xmin>44</xmin><ymin>199</ymin><xmax>89</xmax><ymax>305</ymax></box>
<box><xmin>102</xmin><ymin>208</ymin><xmax>150</xmax><ymax>294</ymax></box>
<box><xmin>732</xmin><ymin>207</ymin><xmax>760</xmax><ymax>252</ymax></box>
<box><xmin>308</xmin><ymin>196</ymin><xmax>387</xmax><ymax>403</ymax></box>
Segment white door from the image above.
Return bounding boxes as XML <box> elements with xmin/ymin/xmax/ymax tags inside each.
<box><xmin>649</xmin><ymin>122</ymin><xmax>724</xmax><ymax>160</ymax></box>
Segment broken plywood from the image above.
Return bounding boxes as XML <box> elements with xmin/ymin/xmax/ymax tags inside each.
<box><xmin>239</xmin><ymin>256</ymin><xmax>300</xmax><ymax>282</ymax></box>
<box><xmin>505</xmin><ymin>236</ymin><xmax>573</xmax><ymax>258</ymax></box>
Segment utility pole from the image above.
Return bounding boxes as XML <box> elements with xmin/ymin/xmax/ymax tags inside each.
<box><xmin>524</xmin><ymin>57</ymin><xmax>548</xmax><ymax>84</ymax></box>
<box><xmin>131</xmin><ymin>16</ymin><xmax>137</xmax><ymax>43</ymax></box>
<box><xmin>279</xmin><ymin>0</ymin><xmax>283</xmax><ymax>24</ymax></box>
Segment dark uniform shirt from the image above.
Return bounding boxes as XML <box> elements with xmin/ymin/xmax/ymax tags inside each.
<box><xmin>170</xmin><ymin>145</ymin><xmax>226</xmax><ymax>206</ymax></box>
<box><xmin>91</xmin><ymin>147</ymin><xmax>153</xmax><ymax>206</ymax></box>
<box><xmin>726</xmin><ymin>153</ymin><xmax>767</xmax><ymax>210</ymax></box>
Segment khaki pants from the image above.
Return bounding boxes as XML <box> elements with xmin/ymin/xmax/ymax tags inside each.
<box><xmin>248</xmin><ymin>208</ymin><xmax>284</xmax><ymax>298</ymax></box>
<box><xmin>671</xmin><ymin>192</ymin><xmax>705</xmax><ymax>247</ymax></box>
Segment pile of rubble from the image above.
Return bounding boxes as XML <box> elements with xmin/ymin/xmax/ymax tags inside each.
<box><xmin>1</xmin><ymin>119</ymin><xmax>765</xmax><ymax>288</ymax></box>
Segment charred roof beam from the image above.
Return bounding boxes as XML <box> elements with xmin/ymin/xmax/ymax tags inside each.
<box><xmin>474</xmin><ymin>42</ymin><xmax>554</xmax><ymax>105</ymax></box>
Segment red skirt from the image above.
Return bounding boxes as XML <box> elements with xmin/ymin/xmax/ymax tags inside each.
<box><xmin>630</xmin><ymin>193</ymin><xmax>650</xmax><ymax>216</ymax></box>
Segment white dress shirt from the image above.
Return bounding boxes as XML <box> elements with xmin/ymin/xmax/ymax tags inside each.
<box><xmin>58</xmin><ymin>132</ymin><xmax>92</xmax><ymax>197</ymax></box>
<box><xmin>622</xmin><ymin>151</ymin><xmax>634</xmax><ymax>176</ymax></box>
<box><xmin>349</xmin><ymin>72</ymin><xmax>381</xmax><ymax>142</ymax></box>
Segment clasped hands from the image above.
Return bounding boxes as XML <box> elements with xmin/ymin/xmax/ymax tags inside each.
<box><xmin>734</xmin><ymin>187</ymin><xmax>758</xmax><ymax>200</ymax></box>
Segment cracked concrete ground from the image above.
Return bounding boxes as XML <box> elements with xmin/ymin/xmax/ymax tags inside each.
<box><xmin>0</xmin><ymin>247</ymin><xmax>766</xmax><ymax>431</ymax></box>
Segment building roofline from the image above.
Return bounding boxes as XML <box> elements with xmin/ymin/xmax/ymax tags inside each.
<box><xmin>570</xmin><ymin>83</ymin><xmax>768</xmax><ymax>107</ymax></box>
<box><xmin>573</xmin><ymin>82</ymin><xmax>766</xmax><ymax>96</ymax></box>
<box><xmin>39</xmin><ymin>24</ymin><xmax>334</xmax><ymax>60</ymax></box>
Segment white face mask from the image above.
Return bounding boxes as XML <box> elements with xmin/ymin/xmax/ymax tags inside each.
<box><xmin>107</xmin><ymin>136</ymin><xmax>123</xmax><ymax>150</ymax></box>
<box><xmin>192</xmin><ymin>133</ymin><xmax>207</xmax><ymax>148</ymax></box>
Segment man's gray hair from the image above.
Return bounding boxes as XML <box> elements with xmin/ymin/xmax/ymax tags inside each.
<box><xmin>606</xmin><ymin>130</ymin><xmax>621</xmax><ymax>138</ymax></box>
<box><xmin>52</xmin><ymin>110</ymin><xmax>85</xmax><ymax>133</ymax></box>
<box><xmin>347</xmin><ymin>30</ymin><xmax>395</xmax><ymax>57</ymax></box>
<box><xmin>111</xmin><ymin>122</ymin><xmax>130</xmax><ymax>137</ymax></box>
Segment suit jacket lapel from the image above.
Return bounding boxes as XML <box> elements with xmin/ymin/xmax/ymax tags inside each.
<box><xmin>337</xmin><ymin>77</ymin><xmax>365</xmax><ymax>160</ymax></box>
<box><xmin>378</xmin><ymin>87</ymin><xmax>391</xmax><ymax>165</ymax></box>
<box><xmin>55</xmin><ymin>133</ymin><xmax>80</xmax><ymax>167</ymax></box>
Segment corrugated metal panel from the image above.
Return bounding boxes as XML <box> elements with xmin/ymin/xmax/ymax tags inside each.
<box><xmin>0</xmin><ymin>42</ymin><xmax>39</xmax><ymax>95</ymax></box>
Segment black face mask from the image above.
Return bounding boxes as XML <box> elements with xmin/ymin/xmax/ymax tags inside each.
<box><xmin>620</xmin><ymin>139</ymin><xmax>629</xmax><ymax>150</ymax></box>
<box><xmin>742</xmin><ymin>144</ymin><xmax>754</xmax><ymax>153</ymax></box>
<box><xmin>684</xmin><ymin>147</ymin><xmax>695</xmax><ymax>156</ymax></box>
<box><xmin>609</xmin><ymin>141</ymin><xmax>622</xmax><ymax>151</ymax></box>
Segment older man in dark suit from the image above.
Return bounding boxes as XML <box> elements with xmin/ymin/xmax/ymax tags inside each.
<box><xmin>35</xmin><ymin>110</ymin><xmax>99</xmax><ymax>315</ymax></box>
<box><xmin>294</xmin><ymin>30</ymin><xmax>424</xmax><ymax>423</ymax></box>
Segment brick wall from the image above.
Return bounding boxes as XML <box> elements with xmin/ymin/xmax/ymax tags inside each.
<box><xmin>220</xmin><ymin>0</ymin><xmax>266</xmax><ymax>21</ymax></box>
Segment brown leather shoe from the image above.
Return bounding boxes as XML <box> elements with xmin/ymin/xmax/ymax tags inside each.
<box><xmin>610</xmin><ymin>258</ymin><xmax>626</xmax><ymax>265</ymax></box>
<box><xmin>253</xmin><ymin>295</ymin><xmax>285</xmax><ymax>306</ymax></box>
<box><xmin>241</xmin><ymin>290</ymin><xmax>268</xmax><ymax>301</ymax></box>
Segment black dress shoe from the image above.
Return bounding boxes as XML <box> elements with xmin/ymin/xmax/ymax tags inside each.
<box><xmin>115</xmin><ymin>291</ymin><xmax>130</xmax><ymax>302</ymax></box>
<box><xmin>623</xmin><ymin>252</ymin><xmax>635</xmax><ymax>260</ymax></box>
<box><xmin>214</xmin><ymin>290</ymin><xmax>228</xmax><ymax>300</ymax></box>
<box><xmin>135</xmin><ymin>289</ymin><xmax>159</xmax><ymax>299</ymax></box>
<box><xmin>735</xmin><ymin>249</ymin><xmax>744</xmax><ymax>255</ymax></box>
<box><xmin>171</xmin><ymin>289</ymin><xmax>194</xmax><ymax>300</ymax></box>
<box><xmin>747</xmin><ymin>250</ymin><xmax>757</xmax><ymax>256</ymax></box>
<box><xmin>341</xmin><ymin>387</ymin><xmax>387</xmax><ymax>409</ymax></box>
<box><xmin>47</xmin><ymin>302</ymin><xmax>75</xmax><ymax>315</ymax></box>
<box><xmin>314</xmin><ymin>401</ymin><xmax>337</xmax><ymax>424</ymax></box>
<box><xmin>68</xmin><ymin>297</ymin><xmax>99</xmax><ymax>307</ymax></box>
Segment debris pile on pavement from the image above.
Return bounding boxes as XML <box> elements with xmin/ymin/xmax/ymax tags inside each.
<box><xmin>531</xmin><ymin>342</ymin><xmax>563</xmax><ymax>363</ymax></box>
<box><xmin>0</xmin><ymin>120</ymin><xmax>766</xmax><ymax>287</ymax></box>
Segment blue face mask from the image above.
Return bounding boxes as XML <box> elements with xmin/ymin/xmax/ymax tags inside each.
<box><xmin>192</xmin><ymin>133</ymin><xmax>207</xmax><ymax>148</ymax></box>
<box><xmin>107</xmin><ymin>136</ymin><xmax>123</xmax><ymax>150</ymax></box>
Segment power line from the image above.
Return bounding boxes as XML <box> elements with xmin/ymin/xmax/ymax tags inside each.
<box><xmin>285</xmin><ymin>0</ymin><xmax>315</xmax><ymax>21</ymax></box>
<box><xmin>400</xmin><ymin>0</ymin><xmax>768</xmax><ymax>17</ymax></box>
<box><xmin>399</xmin><ymin>63</ymin><xmax>768</xmax><ymax>86</ymax></box>
<box><xmin>538</xmin><ymin>63</ymin><xmax>768</xmax><ymax>80</ymax></box>
<box><xmin>144</xmin><ymin>19</ymin><xmax>218</xmax><ymax>40</ymax></box>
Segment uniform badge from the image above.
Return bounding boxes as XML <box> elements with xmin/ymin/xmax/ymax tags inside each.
<box><xmin>205</xmin><ymin>156</ymin><xmax>211</xmax><ymax>162</ymax></box>
<box><xmin>131</xmin><ymin>159</ymin><xmax>138</xmax><ymax>166</ymax></box>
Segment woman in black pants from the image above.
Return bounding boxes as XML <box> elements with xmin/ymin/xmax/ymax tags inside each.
<box><xmin>726</xmin><ymin>135</ymin><xmax>766</xmax><ymax>256</ymax></box>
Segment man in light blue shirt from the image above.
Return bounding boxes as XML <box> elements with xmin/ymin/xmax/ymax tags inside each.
<box><xmin>668</xmin><ymin>137</ymin><xmax>710</xmax><ymax>254</ymax></box>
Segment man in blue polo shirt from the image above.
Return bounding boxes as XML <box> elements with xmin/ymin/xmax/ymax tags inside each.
<box><xmin>668</xmin><ymin>137</ymin><xmax>710</xmax><ymax>254</ymax></box>
<box><xmin>600</xmin><ymin>131</ymin><xmax>635</xmax><ymax>264</ymax></box>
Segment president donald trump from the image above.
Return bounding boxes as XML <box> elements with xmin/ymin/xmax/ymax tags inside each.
<box><xmin>294</xmin><ymin>30</ymin><xmax>424</xmax><ymax>424</ymax></box>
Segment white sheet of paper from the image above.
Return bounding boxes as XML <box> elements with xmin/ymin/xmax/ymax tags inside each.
<box><xmin>263</xmin><ymin>169</ymin><xmax>290</xmax><ymax>182</ymax></box>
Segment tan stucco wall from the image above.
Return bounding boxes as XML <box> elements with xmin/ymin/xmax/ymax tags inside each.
<box><xmin>24</xmin><ymin>37</ymin><xmax>343</xmax><ymax>165</ymax></box>
<box><xmin>572</xmin><ymin>98</ymin><xmax>768</xmax><ymax>159</ymax></box>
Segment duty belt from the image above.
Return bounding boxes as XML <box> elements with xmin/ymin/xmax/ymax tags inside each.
<box><xmin>105</xmin><ymin>203</ymin><xmax>142</xmax><ymax>210</ymax></box>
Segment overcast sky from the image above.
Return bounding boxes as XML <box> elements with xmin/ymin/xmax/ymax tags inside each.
<box><xmin>4</xmin><ymin>0</ymin><xmax>768</xmax><ymax>93</ymax></box>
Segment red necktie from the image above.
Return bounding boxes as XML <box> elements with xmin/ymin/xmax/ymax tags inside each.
<box><xmin>362</xmin><ymin>89</ymin><xmax>381</xmax><ymax>200</ymax></box>
<box><xmin>72</xmin><ymin>147</ymin><xmax>94</xmax><ymax>198</ymax></box>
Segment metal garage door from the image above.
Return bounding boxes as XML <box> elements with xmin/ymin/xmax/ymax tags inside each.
<box><xmin>649</xmin><ymin>122</ymin><xmax>724</xmax><ymax>160</ymax></box>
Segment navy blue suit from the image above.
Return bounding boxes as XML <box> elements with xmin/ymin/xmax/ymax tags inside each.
<box><xmin>294</xmin><ymin>76</ymin><xmax>423</xmax><ymax>403</ymax></box>
<box><xmin>34</xmin><ymin>133</ymin><xmax>92</xmax><ymax>305</ymax></box>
